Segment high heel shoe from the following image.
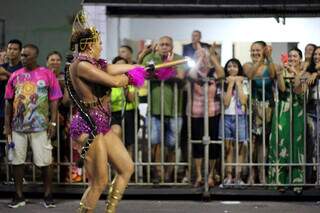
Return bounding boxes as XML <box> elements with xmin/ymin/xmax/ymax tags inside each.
<box><xmin>78</xmin><ymin>202</ymin><xmax>93</xmax><ymax>213</ymax></box>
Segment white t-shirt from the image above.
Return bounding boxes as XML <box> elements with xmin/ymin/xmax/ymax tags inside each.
<box><xmin>224</xmin><ymin>80</ymin><xmax>249</xmax><ymax>115</ymax></box>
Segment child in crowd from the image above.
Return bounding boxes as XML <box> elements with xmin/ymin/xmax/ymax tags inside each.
<box><xmin>220</xmin><ymin>58</ymin><xmax>249</xmax><ymax>186</ymax></box>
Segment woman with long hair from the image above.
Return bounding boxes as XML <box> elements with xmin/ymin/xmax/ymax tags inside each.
<box><xmin>305</xmin><ymin>46</ymin><xmax>320</xmax><ymax>184</ymax></box>
<box><xmin>243</xmin><ymin>41</ymin><xmax>276</xmax><ymax>184</ymax></box>
<box><xmin>220</xmin><ymin>58</ymin><xmax>248</xmax><ymax>186</ymax></box>
<box><xmin>268</xmin><ymin>47</ymin><xmax>307</xmax><ymax>194</ymax></box>
<box><xmin>67</xmin><ymin>12</ymin><xmax>146</xmax><ymax>212</ymax></box>
<box><xmin>188</xmin><ymin>44</ymin><xmax>224</xmax><ymax>187</ymax></box>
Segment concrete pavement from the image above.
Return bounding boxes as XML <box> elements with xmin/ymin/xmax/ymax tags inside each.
<box><xmin>0</xmin><ymin>199</ymin><xmax>320</xmax><ymax>213</ymax></box>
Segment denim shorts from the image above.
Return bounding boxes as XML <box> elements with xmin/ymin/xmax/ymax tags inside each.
<box><xmin>219</xmin><ymin>114</ymin><xmax>248</xmax><ymax>142</ymax></box>
<box><xmin>150</xmin><ymin>116</ymin><xmax>182</xmax><ymax>147</ymax></box>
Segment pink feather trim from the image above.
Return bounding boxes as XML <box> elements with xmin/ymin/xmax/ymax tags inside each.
<box><xmin>127</xmin><ymin>66</ymin><xmax>148</xmax><ymax>87</ymax></box>
<box><xmin>155</xmin><ymin>67</ymin><xmax>176</xmax><ymax>80</ymax></box>
<box><xmin>97</xmin><ymin>59</ymin><xmax>108</xmax><ymax>69</ymax></box>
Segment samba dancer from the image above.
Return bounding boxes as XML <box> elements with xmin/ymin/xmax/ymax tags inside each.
<box><xmin>67</xmin><ymin>11</ymin><xmax>147</xmax><ymax>213</ymax></box>
<box><xmin>67</xmin><ymin>10</ymin><xmax>191</xmax><ymax>212</ymax></box>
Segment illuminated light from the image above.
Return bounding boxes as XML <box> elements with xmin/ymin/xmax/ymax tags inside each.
<box><xmin>186</xmin><ymin>56</ymin><xmax>196</xmax><ymax>68</ymax></box>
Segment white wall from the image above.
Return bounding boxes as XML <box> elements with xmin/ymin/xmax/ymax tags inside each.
<box><xmin>116</xmin><ymin>17</ymin><xmax>320</xmax><ymax>65</ymax></box>
<box><xmin>85</xmin><ymin>5</ymin><xmax>320</xmax><ymax>64</ymax></box>
<box><xmin>83</xmin><ymin>5</ymin><xmax>108</xmax><ymax>58</ymax></box>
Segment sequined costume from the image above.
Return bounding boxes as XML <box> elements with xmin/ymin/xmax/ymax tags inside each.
<box><xmin>69</xmin><ymin>54</ymin><xmax>111</xmax><ymax>142</ymax></box>
<box><xmin>68</xmin><ymin>10</ymin><xmax>148</xmax><ymax>213</ymax></box>
<box><xmin>70</xmin><ymin>105</ymin><xmax>111</xmax><ymax>140</ymax></box>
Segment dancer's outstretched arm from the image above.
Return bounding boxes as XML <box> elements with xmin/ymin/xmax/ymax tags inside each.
<box><xmin>107</xmin><ymin>63</ymin><xmax>142</xmax><ymax>75</ymax></box>
<box><xmin>77</xmin><ymin>61</ymin><xmax>129</xmax><ymax>87</ymax></box>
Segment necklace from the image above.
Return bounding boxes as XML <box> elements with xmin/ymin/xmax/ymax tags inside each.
<box><xmin>74</xmin><ymin>53</ymin><xmax>107</xmax><ymax>69</ymax></box>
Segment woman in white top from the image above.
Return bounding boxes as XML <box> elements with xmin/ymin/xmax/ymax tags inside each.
<box><xmin>220</xmin><ymin>58</ymin><xmax>249</xmax><ymax>186</ymax></box>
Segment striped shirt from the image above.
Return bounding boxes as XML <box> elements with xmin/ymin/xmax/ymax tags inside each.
<box><xmin>189</xmin><ymin>68</ymin><xmax>221</xmax><ymax>118</ymax></box>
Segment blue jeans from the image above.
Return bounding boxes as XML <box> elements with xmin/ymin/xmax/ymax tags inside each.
<box><xmin>219</xmin><ymin>114</ymin><xmax>248</xmax><ymax>142</ymax></box>
<box><xmin>150</xmin><ymin>116</ymin><xmax>182</xmax><ymax>148</ymax></box>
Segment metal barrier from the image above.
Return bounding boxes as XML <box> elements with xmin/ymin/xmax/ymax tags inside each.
<box><xmin>0</xmin><ymin>77</ymin><xmax>319</xmax><ymax>195</ymax></box>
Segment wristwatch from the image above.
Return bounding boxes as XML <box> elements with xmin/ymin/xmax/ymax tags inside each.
<box><xmin>50</xmin><ymin>122</ymin><xmax>57</xmax><ymax>127</ymax></box>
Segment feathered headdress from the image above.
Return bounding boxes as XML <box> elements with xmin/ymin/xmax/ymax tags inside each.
<box><xmin>71</xmin><ymin>10</ymin><xmax>100</xmax><ymax>51</ymax></box>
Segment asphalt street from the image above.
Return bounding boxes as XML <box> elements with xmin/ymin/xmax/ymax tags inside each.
<box><xmin>0</xmin><ymin>199</ymin><xmax>320</xmax><ymax>213</ymax></box>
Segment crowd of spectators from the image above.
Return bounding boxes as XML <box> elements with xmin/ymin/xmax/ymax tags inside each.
<box><xmin>0</xmin><ymin>30</ymin><xmax>320</xmax><ymax>208</ymax></box>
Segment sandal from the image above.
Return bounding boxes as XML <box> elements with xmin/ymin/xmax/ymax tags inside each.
<box><xmin>208</xmin><ymin>177</ymin><xmax>215</xmax><ymax>188</ymax></box>
<box><xmin>277</xmin><ymin>186</ymin><xmax>286</xmax><ymax>193</ymax></box>
<box><xmin>193</xmin><ymin>178</ymin><xmax>204</xmax><ymax>188</ymax></box>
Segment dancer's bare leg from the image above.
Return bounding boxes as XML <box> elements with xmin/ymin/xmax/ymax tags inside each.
<box><xmin>127</xmin><ymin>144</ymin><xmax>134</xmax><ymax>160</ymax></box>
<box><xmin>104</xmin><ymin>131</ymin><xmax>134</xmax><ymax>212</ymax></box>
<box><xmin>111</xmin><ymin>124</ymin><xmax>122</xmax><ymax>139</ymax></box>
<box><xmin>78</xmin><ymin>134</ymin><xmax>109</xmax><ymax>212</ymax></box>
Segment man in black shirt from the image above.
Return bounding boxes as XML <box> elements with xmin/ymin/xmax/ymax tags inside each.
<box><xmin>182</xmin><ymin>30</ymin><xmax>210</xmax><ymax>59</ymax></box>
<box><xmin>0</xmin><ymin>39</ymin><xmax>23</xmax><ymax>158</ymax></box>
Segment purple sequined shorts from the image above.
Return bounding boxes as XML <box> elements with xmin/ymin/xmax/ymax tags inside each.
<box><xmin>70</xmin><ymin>107</ymin><xmax>111</xmax><ymax>140</ymax></box>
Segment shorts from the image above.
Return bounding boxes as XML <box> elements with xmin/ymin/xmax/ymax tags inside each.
<box><xmin>219</xmin><ymin>114</ymin><xmax>248</xmax><ymax>142</ymax></box>
<box><xmin>150</xmin><ymin>116</ymin><xmax>182</xmax><ymax>148</ymax></box>
<box><xmin>12</xmin><ymin>130</ymin><xmax>53</xmax><ymax>167</ymax></box>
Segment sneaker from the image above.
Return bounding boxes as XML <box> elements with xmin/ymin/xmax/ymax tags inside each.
<box><xmin>181</xmin><ymin>176</ymin><xmax>189</xmax><ymax>183</ymax></box>
<box><xmin>8</xmin><ymin>194</ymin><xmax>26</xmax><ymax>208</ymax></box>
<box><xmin>219</xmin><ymin>178</ymin><xmax>233</xmax><ymax>188</ymax></box>
<box><xmin>235</xmin><ymin>179</ymin><xmax>245</xmax><ymax>184</ymax></box>
<box><xmin>234</xmin><ymin>179</ymin><xmax>246</xmax><ymax>189</ymax></box>
<box><xmin>43</xmin><ymin>194</ymin><xmax>56</xmax><ymax>208</ymax></box>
